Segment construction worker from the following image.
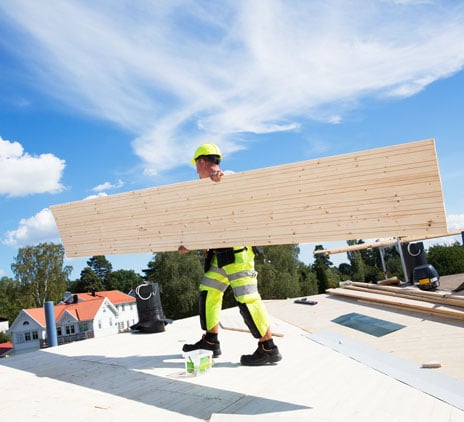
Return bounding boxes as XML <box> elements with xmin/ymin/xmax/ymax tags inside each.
<box><xmin>180</xmin><ymin>142</ymin><xmax>282</xmax><ymax>365</ymax></box>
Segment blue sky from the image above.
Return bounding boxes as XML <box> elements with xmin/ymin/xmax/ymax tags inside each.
<box><xmin>1</xmin><ymin>0</ymin><xmax>464</xmax><ymax>280</ymax></box>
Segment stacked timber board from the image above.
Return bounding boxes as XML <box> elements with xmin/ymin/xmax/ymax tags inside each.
<box><xmin>327</xmin><ymin>282</ymin><xmax>464</xmax><ymax>321</ymax></box>
<box><xmin>51</xmin><ymin>139</ymin><xmax>447</xmax><ymax>257</ymax></box>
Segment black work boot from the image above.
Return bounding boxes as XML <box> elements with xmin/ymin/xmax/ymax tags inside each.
<box><xmin>182</xmin><ymin>334</ymin><xmax>221</xmax><ymax>358</ymax></box>
<box><xmin>240</xmin><ymin>340</ymin><xmax>282</xmax><ymax>366</ymax></box>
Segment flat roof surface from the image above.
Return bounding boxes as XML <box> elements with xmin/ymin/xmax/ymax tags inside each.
<box><xmin>2</xmin><ymin>275</ymin><xmax>464</xmax><ymax>421</ymax></box>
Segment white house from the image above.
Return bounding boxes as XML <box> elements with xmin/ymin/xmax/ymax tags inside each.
<box><xmin>0</xmin><ymin>317</ymin><xmax>9</xmax><ymax>333</ymax></box>
<box><xmin>74</xmin><ymin>290</ymin><xmax>138</xmax><ymax>334</ymax></box>
<box><xmin>9</xmin><ymin>290</ymin><xmax>137</xmax><ymax>354</ymax></box>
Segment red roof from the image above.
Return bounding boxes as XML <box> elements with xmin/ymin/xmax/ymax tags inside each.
<box><xmin>25</xmin><ymin>299</ymin><xmax>106</xmax><ymax>326</ymax></box>
<box><xmin>25</xmin><ymin>307</ymin><xmax>48</xmax><ymax>326</ymax></box>
<box><xmin>75</xmin><ymin>290</ymin><xmax>135</xmax><ymax>304</ymax></box>
<box><xmin>56</xmin><ymin>299</ymin><xmax>107</xmax><ymax>321</ymax></box>
<box><xmin>21</xmin><ymin>290</ymin><xmax>134</xmax><ymax>327</ymax></box>
<box><xmin>0</xmin><ymin>342</ymin><xmax>13</xmax><ymax>356</ymax></box>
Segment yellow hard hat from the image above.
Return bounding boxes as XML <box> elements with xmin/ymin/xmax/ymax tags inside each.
<box><xmin>191</xmin><ymin>143</ymin><xmax>222</xmax><ymax>164</ymax></box>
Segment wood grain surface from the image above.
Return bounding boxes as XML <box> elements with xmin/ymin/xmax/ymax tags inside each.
<box><xmin>51</xmin><ymin>139</ymin><xmax>447</xmax><ymax>257</ymax></box>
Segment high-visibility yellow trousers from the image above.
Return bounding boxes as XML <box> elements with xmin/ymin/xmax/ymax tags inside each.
<box><xmin>199</xmin><ymin>246</ymin><xmax>270</xmax><ymax>338</ymax></box>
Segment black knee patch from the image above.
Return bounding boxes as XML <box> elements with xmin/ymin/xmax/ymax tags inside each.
<box><xmin>238</xmin><ymin>302</ymin><xmax>262</xmax><ymax>338</ymax></box>
<box><xmin>199</xmin><ymin>290</ymin><xmax>208</xmax><ymax>331</ymax></box>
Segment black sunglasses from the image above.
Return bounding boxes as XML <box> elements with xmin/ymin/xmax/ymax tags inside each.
<box><xmin>198</xmin><ymin>155</ymin><xmax>221</xmax><ymax>165</ymax></box>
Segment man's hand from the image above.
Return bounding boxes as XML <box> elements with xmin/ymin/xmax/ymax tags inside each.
<box><xmin>178</xmin><ymin>245</ymin><xmax>190</xmax><ymax>254</ymax></box>
<box><xmin>210</xmin><ymin>169</ymin><xmax>224</xmax><ymax>183</ymax></box>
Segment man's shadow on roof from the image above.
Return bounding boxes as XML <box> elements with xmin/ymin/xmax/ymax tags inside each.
<box><xmin>2</xmin><ymin>350</ymin><xmax>311</xmax><ymax>419</ymax></box>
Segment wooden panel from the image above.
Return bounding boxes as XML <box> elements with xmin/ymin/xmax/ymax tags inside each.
<box><xmin>314</xmin><ymin>229</ymin><xmax>463</xmax><ymax>255</ymax></box>
<box><xmin>345</xmin><ymin>283</ymin><xmax>464</xmax><ymax>308</ymax></box>
<box><xmin>326</xmin><ymin>288</ymin><xmax>464</xmax><ymax>321</ymax></box>
<box><xmin>50</xmin><ymin>139</ymin><xmax>447</xmax><ymax>257</ymax></box>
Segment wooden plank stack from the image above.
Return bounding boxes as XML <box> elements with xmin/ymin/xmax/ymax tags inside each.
<box><xmin>327</xmin><ymin>282</ymin><xmax>464</xmax><ymax>321</ymax></box>
<box><xmin>51</xmin><ymin>139</ymin><xmax>447</xmax><ymax>258</ymax></box>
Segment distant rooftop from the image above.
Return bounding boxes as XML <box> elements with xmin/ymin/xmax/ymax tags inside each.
<box><xmin>23</xmin><ymin>290</ymin><xmax>135</xmax><ymax>326</ymax></box>
<box><xmin>73</xmin><ymin>290</ymin><xmax>136</xmax><ymax>304</ymax></box>
<box><xmin>0</xmin><ymin>342</ymin><xmax>13</xmax><ymax>357</ymax></box>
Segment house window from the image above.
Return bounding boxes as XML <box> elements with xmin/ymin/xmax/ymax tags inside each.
<box><xmin>98</xmin><ymin>320</ymin><xmax>102</xmax><ymax>329</ymax></box>
<box><xmin>23</xmin><ymin>321</ymin><xmax>30</xmax><ymax>326</ymax></box>
<box><xmin>121</xmin><ymin>304</ymin><xmax>125</xmax><ymax>312</ymax></box>
<box><xmin>65</xmin><ymin>325</ymin><xmax>75</xmax><ymax>335</ymax></box>
<box><xmin>57</xmin><ymin>327</ymin><xmax>62</xmax><ymax>336</ymax></box>
<box><xmin>79</xmin><ymin>322</ymin><xmax>89</xmax><ymax>333</ymax></box>
<box><xmin>21</xmin><ymin>331</ymin><xmax>38</xmax><ymax>342</ymax></box>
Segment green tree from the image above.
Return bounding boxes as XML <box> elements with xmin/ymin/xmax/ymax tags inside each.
<box><xmin>87</xmin><ymin>256</ymin><xmax>113</xmax><ymax>287</ymax></box>
<box><xmin>145</xmin><ymin>251</ymin><xmax>204</xmax><ymax>319</ymax></box>
<box><xmin>70</xmin><ymin>267</ymin><xmax>104</xmax><ymax>293</ymax></box>
<box><xmin>347</xmin><ymin>240</ymin><xmax>366</xmax><ymax>282</ymax></box>
<box><xmin>0</xmin><ymin>276</ymin><xmax>23</xmax><ymax>324</ymax></box>
<box><xmin>11</xmin><ymin>243</ymin><xmax>71</xmax><ymax>307</ymax></box>
<box><xmin>255</xmin><ymin>245</ymin><xmax>302</xmax><ymax>299</ymax></box>
<box><xmin>338</xmin><ymin>263</ymin><xmax>351</xmax><ymax>278</ymax></box>
<box><xmin>297</xmin><ymin>261</ymin><xmax>318</xmax><ymax>296</ymax></box>
<box><xmin>383</xmin><ymin>245</ymin><xmax>403</xmax><ymax>280</ymax></box>
<box><xmin>108</xmin><ymin>269</ymin><xmax>143</xmax><ymax>293</ymax></box>
<box><xmin>0</xmin><ymin>331</ymin><xmax>12</xmax><ymax>343</ymax></box>
<box><xmin>360</xmin><ymin>245</ymin><xmax>379</xmax><ymax>268</ymax></box>
<box><xmin>313</xmin><ymin>256</ymin><xmax>330</xmax><ymax>293</ymax></box>
<box><xmin>427</xmin><ymin>243</ymin><xmax>464</xmax><ymax>275</ymax></box>
<box><xmin>359</xmin><ymin>244</ymin><xmax>383</xmax><ymax>282</ymax></box>
<box><xmin>312</xmin><ymin>245</ymin><xmax>332</xmax><ymax>293</ymax></box>
<box><xmin>326</xmin><ymin>266</ymin><xmax>342</xmax><ymax>288</ymax></box>
<box><xmin>386</xmin><ymin>255</ymin><xmax>403</xmax><ymax>279</ymax></box>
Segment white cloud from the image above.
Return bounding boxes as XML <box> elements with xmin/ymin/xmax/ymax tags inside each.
<box><xmin>1</xmin><ymin>1</ymin><xmax>464</xmax><ymax>175</ymax></box>
<box><xmin>0</xmin><ymin>136</ymin><xmax>65</xmax><ymax>197</ymax></box>
<box><xmin>2</xmin><ymin>208</ymin><xmax>60</xmax><ymax>247</ymax></box>
<box><xmin>92</xmin><ymin>179</ymin><xmax>124</xmax><ymax>193</ymax></box>
<box><xmin>447</xmin><ymin>214</ymin><xmax>464</xmax><ymax>231</ymax></box>
<box><xmin>84</xmin><ymin>192</ymin><xmax>108</xmax><ymax>200</ymax></box>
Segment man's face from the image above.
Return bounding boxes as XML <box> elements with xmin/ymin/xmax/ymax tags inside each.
<box><xmin>195</xmin><ymin>158</ymin><xmax>220</xmax><ymax>179</ymax></box>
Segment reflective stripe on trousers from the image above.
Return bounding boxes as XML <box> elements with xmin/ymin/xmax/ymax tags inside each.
<box><xmin>199</xmin><ymin>247</ymin><xmax>270</xmax><ymax>336</ymax></box>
